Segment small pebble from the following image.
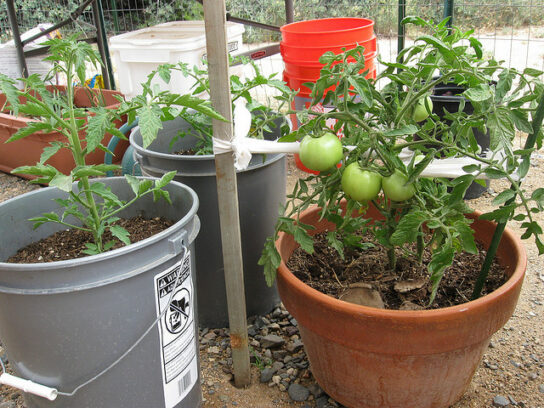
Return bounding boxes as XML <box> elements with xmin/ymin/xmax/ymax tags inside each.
<box><xmin>315</xmin><ymin>396</ymin><xmax>330</xmax><ymax>408</ymax></box>
<box><xmin>260</xmin><ymin>367</ymin><xmax>276</xmax><ymax>383</ymax></box>
<box><xmin>260</xmin><ymin>334</ymin><xmax>285</xmax><ymax>349</ymax></box>
<box><xmin>288</xmin><ymin>383</ymin><xmax>310</xmax><ymax>402</ymax></box>
<box><xmin>493</xmin><ymin>395</ymin><xmax>510</xmax><ymax>407</ymax></box>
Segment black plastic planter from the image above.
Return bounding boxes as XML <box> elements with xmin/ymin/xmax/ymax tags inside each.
<box><xmin>430</xmin><ymin>81</ymin><xmax>490</xmax><ymax>199</ymax></box>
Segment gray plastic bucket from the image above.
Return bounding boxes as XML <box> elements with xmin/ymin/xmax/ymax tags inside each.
<box><xmin>130</xmin><ymin>116</ymin><xmax>286</xmax><ymax>328</ymax></box>
<box><xmin>0</xmin><ymin>177</ymin><xmax>201</xmax><ymax>408</ymax></box>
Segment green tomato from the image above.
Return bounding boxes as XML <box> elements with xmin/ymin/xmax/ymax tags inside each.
<box><xmin>341</xmin><ymin>163</ymin><xmax>382</xmax><ymax>202</ymax></box>
<box><xmin>412</xmin><ymin>96</ymin><xmax>433</xmax><ymax>122</ymax></box>
<box><xmin>382</xmin><ymin>169</ymin><xmax>416</xmax><ymax>202</ymax></box>
<box><xmin>299</xmin><ymin>132</ymin><xmax>343</xmax><ymax>172</ymax></box>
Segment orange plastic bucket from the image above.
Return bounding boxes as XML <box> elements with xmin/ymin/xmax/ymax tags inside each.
<box><xmin>281</xmin><ymin>18</ymin><xmax>374</xmax><ymax>47</ymax></box>
<box><xmin>280</xmin><ymin>36</ymin><xmax>377</xmax><ymax>62</ymax></box>
<box><xmin>280</xmin><ymin>17</ymin><xmax>377</xmax><ymax>174</ymax></box>
<box><xmin>283</xmin><ymin>67</ymin><xmax>377</xmax><ymax>95</ymax></box>
<box><xmin>283</xmin><ymin>51</ymin><xmax>377</xmax><ymax>79</ymax></box>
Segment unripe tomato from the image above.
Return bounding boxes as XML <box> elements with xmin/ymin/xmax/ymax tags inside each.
<box><xmin>341</xmin><ymin>163</ymin><xmax>382</xmax><ymax>202</ymax></box>
<box><xmin>382</xmin><ymin>169</ymin><xmax>416</xmax><ymax>201</ymax></box>
<box><xmin>412</xmin><ymin>96</ymin><xmax>433</xmax><ymax>122</ymax></box>
<box><xmin>299</xmin><ymin>132</ymin><xmax>343</xmax><ymax>172</ymax></box>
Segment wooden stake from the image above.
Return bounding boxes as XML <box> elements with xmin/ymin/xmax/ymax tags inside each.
<box><xmin>202</xmin><ymin>0</ymin><xmax>251</xmax><ymax>387</ymax></box>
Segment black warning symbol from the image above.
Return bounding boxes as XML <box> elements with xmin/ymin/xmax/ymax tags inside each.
<box><xmin>165</xmin><ymin>288</ymin><xmax>191</xmax><ymax>334</ymax></box>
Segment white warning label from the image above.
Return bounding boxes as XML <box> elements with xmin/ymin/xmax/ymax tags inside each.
<box><xmin>154</xmin><ymin>250</ymin><xmax>197</xmax><ymax>408</ymax></box>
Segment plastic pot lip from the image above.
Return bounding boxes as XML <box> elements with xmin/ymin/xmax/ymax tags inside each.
<box><xmin>280</xmin><ymin>36</ymin><xmax>377</xmax><ymax>51</ymax></box>
<box><xmin>0</xmin><ymin>176</ymin><xmax>199</xmax><ymax>270</ymax></box>
<box><xmin>129</xmin><ymin>130</ymin><xmax>220</xmax><ymax>162</ymax></box>
<box><xmin>430</xmin><ymin>93</ymin><xmax>468</xmax><ymax>104</ymax></box>
<box><xmin>280</xmin><ymin>17</ymin><xmax>375</xmax><ymax>36</ymax></box>
<box><xmin>282</xmin><ymin>50</ymin><xmax>377</xmax><ymax>68</ymax></box>
<box><xmin>128</xmin><ymin>115</ymin><xmax>290</xmax><ymax>170</ymax></box>
<box><xmin>283</xmin><ymin>68</ymin><xmax>377</xmax><ymax>93</ymax></box>
<box><xmin>276</xmin><ymin>206</ymin><xmax>527</xmax><ymax>322</ymax></box>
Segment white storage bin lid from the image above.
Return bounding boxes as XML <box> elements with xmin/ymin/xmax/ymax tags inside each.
<box><xmin>109</xmin><ymin>21</ymin><xmax>244</xmax><ymax>52</ymax></box>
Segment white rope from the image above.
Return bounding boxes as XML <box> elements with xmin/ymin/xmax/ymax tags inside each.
<box><xmin>214</xmin><ymin>99</ymin><xmax>512</xmax><ymax>180</ymax></box>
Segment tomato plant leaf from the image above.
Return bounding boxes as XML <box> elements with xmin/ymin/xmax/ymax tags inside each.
<box><xmin>89</xmin><ymin>182</ymin><xmax>123</xmax><ymax>207</ymax></box>
<box><xmin>347</xmin><ymin>77</ymin><xmax>373</xmax><ymax>108</ymax></box>
<box><xmin>259</xmin><ymin>237</ymin><xmax>282</xmax><ymax>287</ymax></box>
<box><xmin>294</xmin><ymin>226</ymin><xmax>314</xmax><ymax>254</ymax></box>
<box><xmin>488</xmin><ymin>107</ymin><xmax>515</xmax><ymax>154</ymax></box>
<box><xmin>428</xmin><ymin>245</ymin><xmax>455</xmax><ymax>304</ymax></box>
<box><xmin>109</xmin><ymin>225</ymin><xmax>131</xmax><ymax>246</ymax></box>
<box><xmin>138</xmin><ymin>104</ymin><xmax>164</xmax><ymax>148</ymax></box>
<box><xmin>326</xmin><ymin>231</ymin><xmax>345</xmax><ymax>259</ymax></box>
<box><xmin>464</xmin><ymin>84</ymin><xmax>493</xmax><ymax>103</ymax></box>
<box><xmin>0</xmin><ymin>74</ymin><xmax>20</xmax><ymax>114</ymax></box>
<box><xmin>155</xmin><ymin>171</ymin><xmax>176</xmax><ymax>189</ymax></box>
<box><xmin>29</xmin><ymin>212</ymin><xmax>60</xmax><ymax>228</ymax></box>
<box><xmin>86</xmin><ymin>108</ymin><xmax>111</xmax><ymax>154</ymax></box>
<box><xmin>453</xmin><ymin>221</ymin><xmax>477</xmax><ymax>254</ymax></box>
<box><xmin>40</xmin><ymin>141</ymin><xmax>65</xmax><ymax>164</ymax></box>
<box><xmin>390</xmin><ymin>211</ymin><xmax>427</xmax><ymax>245</ymax></box>
<box><xmin>383</xmin><ymin>125</ymin><xmax>418</xmax><ymax>137</ymax></box>
<box><xmin>49</xmin><ymin>174</ymin><xmax>73</xmax><ymax>192</ymax></box>
<box><xmin>6</xmin><ymin>121</ymin><xmax>54</xmax><ymax>143</ymax></box>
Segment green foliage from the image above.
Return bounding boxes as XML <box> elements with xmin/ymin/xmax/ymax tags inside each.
<box><xmin>0</xmin><ymin>36</ymin><xmax>222</xmax><ymax>254</ymax></box>
<box><xmin>261</xmin><ymin>18</ymin><xmax>544</xmax><ymax>306</ymax></box>
<box><xmin>143</xmin><ymin>58</ymin><xmax>295</xmax><ymax>154</ymax></box>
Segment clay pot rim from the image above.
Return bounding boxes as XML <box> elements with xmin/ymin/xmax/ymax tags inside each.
<box><xmin>276</xmin><ymin>205</ymin><xmax>527</xmax><ymax>321</ymax></box>
<box><xmin>0</xmin><ymin>86</ymin><xmax>123</xmax><ymax>128</ymax></box>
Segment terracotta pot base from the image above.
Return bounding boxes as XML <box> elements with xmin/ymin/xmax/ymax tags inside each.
<box><xmin>301</xmin><ymin>324</ymin><xmax>485</xmax><ymax>407</ymax></box>
<box><xmin>276</xmin><ymin>204</ymin><xmax>526</xmax><ymax>408</ymax></box>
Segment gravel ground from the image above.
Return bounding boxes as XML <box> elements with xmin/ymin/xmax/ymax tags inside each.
<box><xmin>0</xmin><ymin>154</ymin><xmax>543</xmax><ymax>408</ymax></box>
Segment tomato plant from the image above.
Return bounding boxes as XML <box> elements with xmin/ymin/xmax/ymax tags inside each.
<box><xmin>341</xmin><ymin>163</ymin><xmax>382</xmax><ymax>202</ymax></box>
<box><xmin>382</xmin><ymin>169</ymin><xmax>416</xmax><ymax>202</ymax></box>
<box><xmin>412</xmin><ymin>96</ymin><xmax>433</xmax><ymax>122</ymax></box>
<box><xmin>299</xmin><ymin>132</ymin><xmax>343</xmax><ymax>172</ymax></box>
<box><xmin>260</xmin><ymin>17</ymin><xmax>544</xmax><ymax>305</ymax></box>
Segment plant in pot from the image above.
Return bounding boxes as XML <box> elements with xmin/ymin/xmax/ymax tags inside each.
<box><xmin>259</xmin><ymin>17</ymin><xmax>544</xmax><ymax>408</ymax></box>
<box><xmin>0</xmin><ymin>56</ymin><xmax>128</xmax><ymax>181</ymax></box>
<box><xmin>130</xmin><ymin>60</ymin><xmax>295</xmax><ymax>327</ymax></box>
<box><xmin>0</xmin><ymin>37</ymin><xmax>225</xmax><ymax>408</ymax></box>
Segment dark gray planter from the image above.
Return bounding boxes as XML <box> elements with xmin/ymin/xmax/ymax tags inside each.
<box><xmin>130</xmin><ymin>116</ymin><xmax>286</xmax><ymax>328</ymax></box>
<box><xmin>430</xmin><ymin>81</ymin><xmax>490</xmax><ymax>199</ymax></box>
<box><xmin>0</xmin><ymin>178</ymin><xmax>201</xmax><ymax>408</ymax></box>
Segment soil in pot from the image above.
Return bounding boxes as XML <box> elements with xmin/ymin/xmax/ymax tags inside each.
<box><xmin>6</xmin><ymin>216</ymin><xmax>173</xmax><ymax>263</ymax></box>
<box><xmin>287</xmin><ymin>230</ymin><xmax>507</xmax><ymax>310</ymax></box>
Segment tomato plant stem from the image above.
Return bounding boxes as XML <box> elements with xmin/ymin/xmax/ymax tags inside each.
<box><xmin>472</xmin><ymin>91</ymin><xmax>544</xmax><ymax>299</ymax></box>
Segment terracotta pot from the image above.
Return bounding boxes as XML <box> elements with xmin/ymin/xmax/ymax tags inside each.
<box><xmin>276</xmin><ymin>204</ymin><xmax>526</xmax><ymax>408</ymax></box>
<box><xmin>0</xmin><ymin>86</ymin><xmax>129</xmax><ymax>181</ymax></box>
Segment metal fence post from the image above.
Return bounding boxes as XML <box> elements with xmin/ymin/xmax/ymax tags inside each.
<box><xmin>91</xmin><ymin>0</ymin><xmax>116</xmax><ymax>89</ymax></box>
<box><xmin>444</xmin><ymin>0</ymin><xmax>454</xmax><ymax>27</ymax></box>
<box><xmin>285</xmin><ymin>0</ymin><xmax>294</xmax><ymax>24</ymax></box>
<box><xmin>397</xmin><ymin>0</ymin><xmax>406</xmax><ymax>65</ymax></box>
<box><xmin>5</xmin><ymin>0</ymin><xmax>28</xmax><ymax>78</ymax></box>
